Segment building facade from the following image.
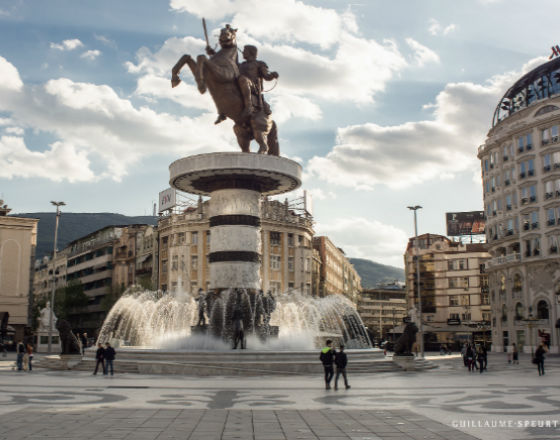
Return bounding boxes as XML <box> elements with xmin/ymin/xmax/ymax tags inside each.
<box><xmin>33</xmin><ymin>253</ymin><xmax>68</xmax><ymax>303</ymax></box>
<box><xmin>404</xmin><ymin>234</ymin><xmax>491</xmax><ymax>346</ymax></box>
<box><xmin>313</xmin><ymin>236</ymin><xmax>361</xmax><ymax>303</ymax></box>
<box><xmin>0</xmin><ymin>202</ymin><xmax>38</xmax><ymax>342</ymax></box>
<box><xmin>358</xmin><ymin>285</ymin><xmax>407</xmax><ymax>342</ymax></box>
<box><xmin>156</xmin><ymin>198</ymin><xmax>315</xmax><ymax>295</ymax></box>
<box><xmin>478</xmin><ymin>57</ymin><xmax>560</xmax><ymax>353</ymax></box>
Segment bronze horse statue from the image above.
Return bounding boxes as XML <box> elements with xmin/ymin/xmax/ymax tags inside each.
<box><xmin>171</xmin><ymin>24</ymin><xmax>279</xmax><ymax>155</ymax></box>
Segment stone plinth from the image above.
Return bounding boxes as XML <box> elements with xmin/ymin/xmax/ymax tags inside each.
<box><xmin>170</xmin><ymin>153</ymin><xmax>301</xmax><ymax>290</ymax></box>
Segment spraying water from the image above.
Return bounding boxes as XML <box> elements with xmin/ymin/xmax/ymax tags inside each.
<box><xmin>97</xmin><ymin>286</ymin><xmax>371</xmax><ymax>351</ymax></box>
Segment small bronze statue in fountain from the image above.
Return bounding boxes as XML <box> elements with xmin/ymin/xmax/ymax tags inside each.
<box><xmin>393</xmin><ymin>322</ymin><xmax>418</xmax><ymax>356</ymax></box>
<box><xmin>171</xmin><ymin>20</ymin><xmax>280</xmax><ymax>155</ymax></box>
<box><xmin>55</xmin><ymin>319</ymin><xmax>81</xmax><ymax>355</ymax></box>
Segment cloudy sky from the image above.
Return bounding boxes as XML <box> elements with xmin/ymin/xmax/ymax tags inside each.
<box><xmin>0</xmin><ymin>0</ymin><xmax>558</xmax><ymax>267</ymax></box>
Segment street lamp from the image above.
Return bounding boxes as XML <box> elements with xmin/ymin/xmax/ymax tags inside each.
<box><xmin>407</xmin><ymin>205</ymin><xmax>424</xmax><ymax>358</ymax></box>
<box><xmin>48</xmin><ymin>201</ymin><xmax>65</xmax><ymax>353</ymax></box>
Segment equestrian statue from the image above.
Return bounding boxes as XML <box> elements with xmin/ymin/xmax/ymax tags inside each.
<box><xmin>171</xmin><ymin>20</ymin><xmax>279</xmax><ymax>155</ymax></box>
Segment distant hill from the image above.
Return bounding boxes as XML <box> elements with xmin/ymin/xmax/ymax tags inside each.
<box><xmin>12</xmin><ymin>212</ymin><xmax>158</xmax><ymax>259</ymax></box>
<box><xmin>349</xmin><ymin>258</ymin><xmax>405</xmax><ymax>289</ymax></box>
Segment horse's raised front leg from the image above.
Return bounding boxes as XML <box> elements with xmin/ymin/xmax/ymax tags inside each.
<box><xmin>171</xmin><ymin>54</ymin><xmax>193</xmax><ymax>88</ymax></box>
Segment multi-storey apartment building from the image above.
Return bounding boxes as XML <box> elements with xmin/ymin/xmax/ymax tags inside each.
<box><xmin>33</xmin><ymin>253</ymin><xmax>68</xmax><ymax>302</ymax></box>
<box><xmin>156</xmin><ymin>198</ymin><xmax>315</xmax><ymax>295</ymax></box>
<box><xmin>358</xmin><ymin>284</ymin><xmax>407</xmax><ymax>342</ymax></box>
<box><xmin>0</xmin><ymin>201</ymin><xmax>38</xmax><ymax>342</ymax></box>
<box><xmin>478</xmin><ymin>57</ymin><xmax>560</xmax><ymax>353</ymax></box>
<box><xmin>404</xmin><ymin>234</ymin><xmax>491</xmax><ymax>346</ymax></box>
<box><xmin>313</xmin><ymin>236</ymin><xmax>361</xmax><ymax>303</ymax></box>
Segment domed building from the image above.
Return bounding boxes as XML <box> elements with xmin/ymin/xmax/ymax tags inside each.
<box><xmin>478</xmin><ymin>57</ymin><xmax>560</xmax><ymax>353</ymax></box>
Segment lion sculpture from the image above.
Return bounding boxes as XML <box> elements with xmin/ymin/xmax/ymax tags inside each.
<box><xmin>394</xmin><ymin>322</ymin><xmax>418</xmax><ymax>356</ymax></box>
<box><xmin>55</xmin><ymin>319</ymin><xmax>81</xmax><ymax>355</ymax></box>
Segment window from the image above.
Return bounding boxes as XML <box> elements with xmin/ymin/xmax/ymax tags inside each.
<box><xmin>287</xmin><ymin>233</ymin><xmax>294</xmax><ymax>246</ymax></box>
<box><xmin>515</xmin><ymin>303</ymin><xmax>524</xmax><ymax>320</ymax></box>
<box><xmin>537</xmin><ymin>300</ymin><xmax>549</xmax><ymax>319</ymax></box>
<box><xmin>270</xmin><ymin>255</ymin><xmax>281</xmax><ymax>270</ymax></box>
<box><xmin>481</xmin><ymin>291</ymin><xmax>489</xmax><ymax>305</ymax></box>
<box><xmin>191</xmin><ymin>255</ymin><xmax>198</xmax><ymax>270</ymax></box>
<box><xmin>529</xmin><ymin>185</ymin><xmax>537</xmax><ymax>202</ymax></box>
<box><xmin>544</xmin><ymin>154</ymin><xmax>552</xmax><ymax>172</ymax></box>
<box><xmin>162</xmin><ymin>236</ymin><xmax>168</xmax><ymax>247</ymax></box>
<box><xmin>541</xmin><ymin>125</ymin><xmax>559</xmax><ymax>145</ymax></box>
<box><xmin>547</xmin><ymin>208</ymin><xmax>556</xmax><ymax>226</ymax></box>
<box><xmin>449</xmin><ymin>295</ymin><xmax>459</xmax><ymax>306</ymax></box>
<box><xmin>172</xmin><ymin>255</ymin><xmax>178</xmax><ymax>271</ymax></box>
<box><xmin>482</xmin><ymin>312</ymin><xmax>491</xmax><ymax>322</ymax></box>
<box><xmin>288</xmin><ymin>256</ymin><xmax>294</xmax><ymax>272</ymax></box>
<box><xmin>549</xmin><ymin>235</ymin><xmax>559</xmax><ymax>253</ymax></box>
<box><xmin>449</xmin><ymin>313</ymin><xmax>460</xmax><ymax>320</ymax></box>
<box><xmin>177</xmin><ymin>232</ymin><xmax>185</xmax><ymax>244</ymax></box>
<box><xmin>162</xmin><ymin>260</ymin><xmax>168</xmax><ymax>273</ymax></box>
<box><xmin>191</xmin><ymin>232</ymin><xmax>198</xmax><ymax>245</ymax></box>
<box><xmin>461</xmin><ymin>313</ymin><xmax>471</xmax><ymax>321</ymax></box>
<box><xmin>270</xmin><ymin>231</ymin><xmax>281</xmax><ymax>246</ymax></box>
<box><xmin>545</xmin><ymin>181</ymin><xmax>554</xmax><ymax>199</ymax></box>
<box><xmin>531</xmin><ymin>211</ymin><xmax>539</xmax><ymax>229</ymax></box>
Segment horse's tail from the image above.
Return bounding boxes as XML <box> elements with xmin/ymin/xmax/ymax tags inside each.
<box><xmin>267</xmin><ymin>121</ymin><xmax>280</xmax><ymax>156</ymax></box>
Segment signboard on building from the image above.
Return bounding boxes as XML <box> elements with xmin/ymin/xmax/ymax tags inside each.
<box><xmin>446</xmin><ymin>211</ymin><xmax>485</xmax><ymax>236</ymax></box>
<box><xmin>158</xmin><ymin>188</ymin><xmax>176</xmax><ymax>213</ymax></box>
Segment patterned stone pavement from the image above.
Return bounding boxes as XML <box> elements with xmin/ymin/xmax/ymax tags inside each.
<box><xmin>0</xmin><ymin>408</ymin><xmax>479</xmax><ymax>440</ymax></box>
<box><xmin>0</xmin><ymin>352</ymin><xmax>559</xmax><ymax>440</ymax></box>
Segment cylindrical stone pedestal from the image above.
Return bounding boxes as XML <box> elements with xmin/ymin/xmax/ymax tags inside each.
<box><xmin>169</xmin><ymin>153</ymin><xmax>301</xmax><ymax>291</ymax></box>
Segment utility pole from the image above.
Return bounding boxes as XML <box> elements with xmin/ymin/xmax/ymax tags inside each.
<box><xmin>48</xmin><ymin>201</ymin><xmax>65</xmax><ymax>353</ymax></box>
<box><xmin>408</xmin><ymin>205</ymin><xmax>424</xmax><ymax>359</ymax></box>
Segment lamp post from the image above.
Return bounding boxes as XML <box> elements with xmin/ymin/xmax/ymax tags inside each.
<box><xmin>48</xmin><ymin>201</ymin><xmax>65</xmax><ymax>353</ymax></box>
<box><xmin>408</xmin><ymin>205</ymin><xmax>424</xmax><ymax>358</ymax></box>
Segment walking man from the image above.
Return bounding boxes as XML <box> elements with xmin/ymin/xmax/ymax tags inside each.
<box><xmin>93</xmin><ymin>343</ymin><xmax>105</xmax><ymax>375</ymax></box>
<box><xmin>319</xmin><ymin>339</ymin><xmax>335</xmax><ymax>390</ymax></box>
<box><xmin>104</xmin><ymin>342</ymin><xmax>116</xmax><ymax>376</ymax></box>
<box><xmin>535</xmin><ymin>343</ymin><xmax>547</xmax><ymax>376</ymax></box>
<box><xmin>16</xmin><ymin>340</ymin><xmax>25</xmax><ymax>371</ymax></box>
<box><xmin>334</xmin><ymin>344</ymin><xmax>351</xmax><ymax>390</ymax></box>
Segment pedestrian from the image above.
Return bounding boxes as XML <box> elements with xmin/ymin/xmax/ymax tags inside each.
<box><xmin>80</xmin><ymin>333</ymin><xmax>88</xmax><ymax>355</ymax></box>
<box><xmin>104</xmin><ymin>342</ymin><xmax>116</xmax><ymax>376</ymax></box>
<box><xmin>534</xmin><ymin>343</ymin><xmax>547</xmax><ymax>376</ymax></box>
<box><xmin>476</xmin><ymin>346</ymin><xmax>485</xmax><ymax>374</ymax></box>
<box><xmin>466</xmin><ymin>344</ymin><xmax>475</xmax><ymax>372</ymax></box>
<box><xmin>26</xmin><ymin>343</ymin><xmax>33</xmax><ymax>372</ymax></box>
<box><xmin>334</xmin><ymin>345</ymin><xmax>350</xmax><ymax>390</ymax></box>
<box><xmin>481</xmin><ymin>343</ymin><xmax>488</xmax><ymax>371</ymax></box>
<box><xmin>507</xmin><ymin>343</ymin><xmax>513</xmax><ymax>364</ymax></box>
<box><xmin>319</xmin><ymin>339</ymin><xmax>335</xmax><ymax>390</ymax></box>
<box><xmin>93</xmin><ymin>343</ymin><xmax>105</xmax><ymax>375</ymax></box>
<box><xmin>16</xmin><ymin>340</ymin><xmax>25</xmax><ymax>371</ymax></box>
<box><xmin>512</xmin><ymin>343</ymin><xmax>519</xmax><ymax>365</ymax></box>
<box><xmin>461</xmin><ymin>342</ymin><xmax>468</xmax><ymax>366</ymax></box>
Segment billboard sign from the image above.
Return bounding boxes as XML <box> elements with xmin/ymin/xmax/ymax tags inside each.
<box><xmin>158</xmin><ymin>188</ymin><xmax>176</xmax><ymax>213</ymax></box>
<box><xmin>446</xmin><ymin>211</ymin><xmax>485</xmax><ymax>236</ymax></box>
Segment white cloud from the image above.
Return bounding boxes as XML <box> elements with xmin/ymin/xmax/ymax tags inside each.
<box><xmin>406</xmin><ymin>38</ymin><xmax>440</xmax><ymax>66</ymax></box>
<box><xmin>0</xmin><ymin>136</ymin><xmax>95</xmax><ymax>182</ymax></box>
<box><xmin>0</xmin><ymin>57</ymin><xmax>239</xmax><ymax>182</ymax></box>
<box><xmin>50</xmin><ymin>39</ymin><xmax>84</xmax><ymax>51</ymax></box>
<box><xmin>0</xmin><ymin>56</ymin><xmax>23</xmax><ymax>91</ymax></box>
<box><xmin>428</xmin><ymin>19</ymin><xmax>457</xmax><ymax>36</ymax></box>
<box><xmin>316</xmin><ymin>217</ymin><xmax>409</xmax><ymax>267</ymax></box>
<box><xmin>94</xmin><ymin>34</ymin><xmax>116</xmax><ymax>48</ymax></box>
<box><xmin>4</xmin><ymin>126</ymin><xmax>24</xmax><ymax>135</ymax></box>
<box><xmin>80</xmin><ymin>50</ymin><xmax>101</xmax><ymax>60</ymax></box>
<box><xmin>170</xmin><ymin>0</ymin><xmax>345</xmax><ymax>49</ymax></box>
<box><xmin>270</xmin><ymin>94</ymin><xmax>322</xmax><ymax>124</ymax></box>
<box><xmin>307</xmin><ymin>58</ymin><xmax>547</xmax><ymax>191</ymax></box>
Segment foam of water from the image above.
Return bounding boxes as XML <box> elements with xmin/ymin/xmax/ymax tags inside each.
<box><xmin>97</xmin><ymin>286</ymin><xmax>371</xmax><ymax>350</ymax></box>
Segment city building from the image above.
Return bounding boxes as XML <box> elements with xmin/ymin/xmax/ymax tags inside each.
<box><xmin>313</xmin><ymin>236</ymin><xmax>361</xmax><ymax>302</ymax></box>
<box><xmin>33</xmin><ymin>253</ymin><xmax>68</xmax><ymax>303</ymax></box>
<box><xmin>0</xmin><ymin>201</ymin><xmax>38</xmax><ymax>343</ymax></box>
<box><xmin>404</xmin><ymin>234</ymin><xmax>491</xmax><ymax>348</ymax></box>
<box><xmin>358</xmin><ymin>284</ymin><xmax>407</xmax><ymax>342</ymax></box>
<box><xmin>63</xmin><ymin>224</ymin><xmax>154</xmax><ymax>334</ymax></box>
<box><xmin>477</xmin><ymin>56</ymin><xmax>560</xmax><ymax>353</ymax></box>
<box><xmin>156</xmin><ymin>198</ymin><xmax>315</xmax><ymax>295</ymax></box>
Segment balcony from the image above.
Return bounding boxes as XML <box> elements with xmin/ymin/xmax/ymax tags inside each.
<box><xmin>519</xmin><ymin>146</ymin><xmax>524</xmax><ymax>153</ymax></box>
<box><xmin>528</xmin><ymin>170</ymin><xmax>535</xmax><ymax>177</ymax></box>
<box><xmin>527</xmin><ymin>144</ymin><xmax>533</xmax><ymax>151</ymax></box>
<box><xmin>503</xmin><ymin>156</ymin><xmax>509</xmax><ymax>162</ymax></box>
<box><xmin>545</xmin><ymin>192</ymin><xmax>554</xmax><ymax>199</ymax></box>
<box><xmin>548</xmin><ymin>219</ymin><xmax>556</xmax><ymax>226</ymax></box>
<box><xmin>544</xmin><ymin>165</ymin><xmax>551</xmax><ymax>172</ymax></box>
<box><xmin>505</xmin><ymin>179</ymin><xmax>511</xmax><ymax>186</ymax></box>
<box><xmin>521</xmin><ymin>197</ymin><xmax>529</xmax><ymax>205</ymax></box>
<box><xmin>551</xmin><ymin>246</ymin><xmax>558</xmax><ymax>254</ymax></box>
<box><xmin>531</xmin><ymin>222</ymin><xmax>539</xmax><ymax>229</ymax></box>
<box><xmin>485</xmin><ymin>253</ymin><xmax>521</xmax><ymax>268</ymax></box>
<box><xmin>520</xmin><ymin>172</ymin><xmax>526</xmax><ymax>179</ymax></box>
<box><xmin>530</xmin><ymin>195</ymin><xmax>536</xmax><ymax>202</ymax></box>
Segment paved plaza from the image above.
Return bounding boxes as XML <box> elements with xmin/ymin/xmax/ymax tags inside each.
<box><xmin>0</xmin><ymin>353</ymin><xmax>558</xmax><ymax>440</ymax></box>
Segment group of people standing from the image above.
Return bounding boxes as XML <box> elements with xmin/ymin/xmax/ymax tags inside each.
<box><xmin>16</xmin><ymin>341</ymin><xmax>33</xmax><ymax>371</ymax></box>
<box><xmin>461</xmin><ymin>342</ymin><xmax>488</xmax><ymax>373</ymax></box>
<box><xmin>319</xmin><ymin>339</ymin><xmax>351</xmax><ymax>390</ymax></box>
<box><xmin>93</xmin><ymin>342</ymin><xmax>116</xmax><ymax>376</ymax></box>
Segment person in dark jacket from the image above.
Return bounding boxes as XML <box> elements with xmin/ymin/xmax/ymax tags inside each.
<box><xmin>93</xmin><ymin>343</ymin><xmax>105</xmax><ymax>375</ymax></box>
<box><xmin>16</xmin><ymin>341</ymin><xmax>25</xmax><ymax>371</ymax></box>
<box><xmin>104</xmin><ymin>342</ymin><xmax>116</xmax><ymax>376</ymax></box>
<box><xmin>334</xmin><ymin>345</ymin><xmax>350</xmax><ymax>390</ymax></box>
<box><xmin>319</xmin><ymin>339</ymin><xmax>335</xmax><ymax>389</ymax></box>
<box><xmin>466</xmin><ymin>344</ymin><xmax>475</xmax><ymax>372</ymax></box>
<box><xmin>535</xmin><ymin>343</ymin><xmax>547</xmax><ymax>376</ymax></box>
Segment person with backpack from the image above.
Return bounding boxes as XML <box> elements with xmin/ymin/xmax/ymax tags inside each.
<box><xmin>319</xmin><ymin>339</ymin><xmax>335</xmax><ymax>389</ymax></box>
<box><xmin>334</xmin><ymin>344</ymin><xmax>350</xmax><ymax>390</ymax></box>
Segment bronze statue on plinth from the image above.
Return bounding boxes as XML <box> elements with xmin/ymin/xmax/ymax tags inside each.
<box><xmin>171</xmin><ymin>21</ymin><xmax>279</xmax><ymax>155</ymax></box>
